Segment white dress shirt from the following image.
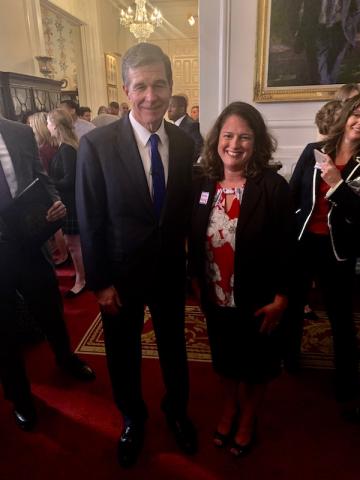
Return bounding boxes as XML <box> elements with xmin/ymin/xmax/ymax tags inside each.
<box><xmin>174</xmin><ymin>115</ymin><xmax>186</xmax><ymax>127</ymax></box>
<box><xmin>129</xmin><ymin>111</ymin><xmax>169</xmax><ymax>197</ymax></box>
<box><xmin>0</xmin><ymin>132</ymin><xmax>17</xmax><ymax>197</ymax></box>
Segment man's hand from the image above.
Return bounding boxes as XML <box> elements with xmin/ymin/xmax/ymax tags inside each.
<box><xmin>46</xmin><ymin>200</ymin><xmax>67</xmax><ymax>222</ymax></box>
<box><xmin>95</xmin><ymin>286</ymin><xmax>122</xmax><ymax>315</ymax></box>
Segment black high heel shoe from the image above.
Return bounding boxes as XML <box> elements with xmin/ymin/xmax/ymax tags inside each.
<box><xmin>229</xmin><ymin>419</ymin><xmax>257</xmax><ymax>457</ymax></box>
<box><xmin>213</xmin><ymin>410</ymin><xmax>240</xmax><ymax>448</ymax></box>
<box><xmin>229</xmin><ymin>437</ymin><xmax>255</xmax><ymax>457</ymax></box>
<box><xmin>213</xmin><ymin>430</ymin><xmax>231</xmax><ymax>448</ymax></box>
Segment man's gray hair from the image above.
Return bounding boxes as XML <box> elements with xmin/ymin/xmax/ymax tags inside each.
<box><xmin>122</xmin><ymin>43</ymin><xmax>172</xmax><ymax>87</ymax></box>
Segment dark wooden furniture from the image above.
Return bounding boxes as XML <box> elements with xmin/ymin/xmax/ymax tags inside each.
<box><xmin>60</xmin><ymin>90</ymin><xmax>79</xmax><ymax>103</ymax></box>
<box><xmin>0</xmin><ymin>72</ymin><xmax>62</xmax><ymax>120</ymax></box>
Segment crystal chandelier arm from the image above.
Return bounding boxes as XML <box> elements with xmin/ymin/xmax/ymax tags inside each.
<box><xmin>119</xmin><ymin>0</ymin><xmax>162</xmax><ymax>42</ymax></box>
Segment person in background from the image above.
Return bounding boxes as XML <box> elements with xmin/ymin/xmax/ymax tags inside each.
<box><xmin>97</xmin><ymin>105</ymin><xmax>108</xmax><ymax>115</ymax></box>
<box><xmin>20</xmin><ymin>111</ymin><xmax>36</xmax><ymax>125</ymax></box>
<box><xmin>293</xmin><ymin>0</ymin><xmax>360</xmax><ymax>85</ymax></box>
<box><xmin>120</xmin><ymin>102</ymin><xmax>130</xmax><ymax>117</ymax></box>
<box><xmin>108</xmin><ymin>101</ymin><xmax>120</xmax><ymax>116</ymax></box>
<box><xmin>76</xmin><ymin>42</ymin><xmax>197</xmax><ymax>467</ymax></box>
<box><xmin>28</xmin><ymin>112</ymin><xmax>58</xmax><ymax>173</ymax></box>
<box><xmin>0</xmin><ymin>117</ymin><xmax>95</xmax><ymax>431</ymax></box>
<box><xmin>47</xmin><ymin>108</ymin><xmax>86</xmax><ymax>297</ymax></box>
<box><xmin>315</xmin><ymin>100</ymin><xmax>343</xmax><ymax>140</ymax></box>
<box><xmin>92</xmin><ymin>105</ymin><xmax>119</xmax><ymax>127</ymax></box>
<box><xmin>190</xmin><ymin>101</ymin><xmax>295</xmax><ymax>457</ymax></box>
<box><xmin>334</xmin><ymin>83</ymin><xmax>360</xmax><ymax>102</ymax></box>
<box><xmin>335</xmin><ymin>83</ymin><xmax>360</xmax><ymax>286</ymax></box>
<box><xmin>59</xmin><ymin>100</ymin><xmax>95</xmax><ymax>139</ymax></box>
<box><xmin>190</xmin><ymin>105</ymin><xmax>199</xmax><ymax>122</ymax></box>
<box><xmin>301</xmin><ymin>99</ymin><xmax>343</xmax><ymax>321</ymax></box>
<box><xmin>288</xmin><ymin>94</ymin><xmax>360</xmax><ymax>421</ymax></box>
<box><xmin>79</xmin><ymin>106</ymin><xmax>92</xmax><ymax>122</ymax></box>
<box><xmin>28</xmin><ymin>112</ymin><xmax>68</xmax><ymax>266</ymax></box>
<box><xmin>168</xmin><ymin>95</ymin><xmax>204</xmax><ymax>161</ymax></box>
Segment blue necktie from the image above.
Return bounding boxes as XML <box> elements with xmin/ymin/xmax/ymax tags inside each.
<box><xmin>0</xmin><ymin>162</ymin><xmax>12</xmax><ymax>210</ymax></box>
<box><xmin>149</xmin><ymin>134</ymin><xmax>165</xmax><ymax>219</ymax></box>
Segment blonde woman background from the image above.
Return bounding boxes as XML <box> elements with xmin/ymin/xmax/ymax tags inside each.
<box><xmin>47</xmin><ymin>108</ymin><xmax>86</xmax><ymax>297</ymax></box>
<box><xmin>29</xmin><ymin>112</ymin><xmax>68</xmax><ymax>266</ymax></box>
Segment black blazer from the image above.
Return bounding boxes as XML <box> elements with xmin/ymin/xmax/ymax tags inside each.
<box><xmin>48</xmin><ymin>143</ymin><xmax>77</xmax><ymax>216</ymax></box>
<box><xmin>179</xmin><ymin>115</ymin><xmax>204</xmax><ymax>161</ymax></box>
<box><xmin>76</xmin><ymin>116</ymin><xmax>194</xmax><ymax>294</ymax></box>
<box><xmin>0</xmin><ymin>118</ymin><xmax>58</xmax><ymax>200</ymax></box>
<box><xmin>0</xmin><ymin>118</ymin><xmax>58</xmax><ymax>238</ymax></box>
<box><xmin>289</xmin><ymin>142</ymin><xmax>360</xmax><ymax>260</ymax></box>
<box><xmin>190</xmin><ymin>170</ymin><xmax>296</xmax><ymax>313</ymax></box>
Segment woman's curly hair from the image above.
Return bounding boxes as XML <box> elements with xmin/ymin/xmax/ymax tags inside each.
<box><xmin>323</xmin><ymin>94</ymin><xmax>360</xmax><ymax>158</ymax></box>
<box><xmin>315</xmin><ymin>100</ymin><xmax>342</xmax><ymax>136</ymax></box>
<box><xmin>200</xmin><ymin>101</ymin><xmax>277</xmax><ymax>180</ymax></box>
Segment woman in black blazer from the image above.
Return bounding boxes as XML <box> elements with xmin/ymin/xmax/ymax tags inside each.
<box><xmin>47</xmin><ymin>108</ymin><xmax>86</xmax><ymax>297</ymax></box>
<box><xmin>190</xmin><ymin>102</ymin><xmax>295</xmax><ymax>456</ymax></box>
<box><xmin>289</xmin><ymin>95</ymin><xmax>360</xmax><ymax>421</ymax></box>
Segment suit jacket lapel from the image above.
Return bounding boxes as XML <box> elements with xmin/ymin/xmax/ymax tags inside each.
<box><xmin>115</xmin><ymin>117</ymin><xmax>154</xmax><ymax>216</ymax></box>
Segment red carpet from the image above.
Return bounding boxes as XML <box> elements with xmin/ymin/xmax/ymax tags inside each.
<box><xmin>1</xmin><ymin>265</ymin><xmax>360</xmax><ymax>479</ymax></box>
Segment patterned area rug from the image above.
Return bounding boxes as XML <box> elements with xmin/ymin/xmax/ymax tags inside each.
<box><xmin>301</xmin><ymin>310</ymin><xmax>360</xmax><ymax>369</ymax></box>
<box><xmin>75</xmin><ymin>305</ymin><xmax>360</xmax><ymax>369</ymax></box>
<box><xmin>75</xmin><ymin>305</ymin><xmax>211</xmax><ymax>362</ymax></box>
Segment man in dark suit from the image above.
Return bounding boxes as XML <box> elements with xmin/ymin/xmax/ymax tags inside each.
<box><xmin>168</xmin><ymin>95</ymin><xmax>204</xmax><ymax>161</ymax></box>
<box><xmin>0</xmin><ymin>117</ymin><xmax>95</xmax><ymax>431</ymax></box>
<box><xmin>76</xmin><ymin>43</ymin><xmax>197</xmax><ymax>467</ymax></box>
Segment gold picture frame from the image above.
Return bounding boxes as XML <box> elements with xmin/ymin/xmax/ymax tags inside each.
<box><xmin>105</xmin><ymin>53</ymin><xmax>118</xmax><ymax>86</ymax></box>
<box><xmin>254</xmin><ymin>0</ymin><xmax>360</xmax><ymax>103</ymax></box>
<box><xmin>107</xmin><ymin>85</ymin><xmax>118</xmax><ymax>104</ymax></box>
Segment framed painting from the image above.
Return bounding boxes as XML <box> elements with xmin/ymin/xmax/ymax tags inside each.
<box><xmin>105</xmin><ymin>53</ymin><xmax>118</xmax><ymax>86</ymax></box>
<box><xmin>107</xmin><ymin>85</ymin><xmax>118</xmax><ymax>103</ymax></box>
<box><xmin>254</xmin><ymin>0</ymin><xmax>360</xmax><ymax>102</ymax></box>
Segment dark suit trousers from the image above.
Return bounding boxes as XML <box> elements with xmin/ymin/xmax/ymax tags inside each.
<box><xmin>285</xmin><ymin>232</ymin><xmax>359</xmax><ymax>402</ymax></box>
<box><xmin>0</xmin><ymin>239</ymin><xmax>72</xmax><ymax>404</ymax></box>
<box><xmin>101</xmin><ymin>285</ymin><xmax>189</xmax><ymax>425</ymax></box>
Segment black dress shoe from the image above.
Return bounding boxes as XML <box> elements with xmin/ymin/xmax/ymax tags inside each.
<box><xmin>65</xmin><ymin>285</ymin><xmax>86</xmax><ymax>298</ymax></box>
<box><xmin>341</xmin><ymin>406</ymin><xmax>360</xmax><ymax>423</ymax></box>
<box><xmin>303</xmin><ymin>309</ymin><xmax>319</xmax><ymax>321</ymax></box>
<box><xmin>13</xmin><ymin>403</ymin><xmax>37</xmax><ymax>431</ymax></box>
<box><xmin>54</xmin><ymin>256</ymin><xmax>70</xmax><ymax>268</ymax></box>
<box><xmin>59</xmin><ymin>354</ymin><xmax>95</xmax><ymax>381</ymax></box>
<box><xmin>117</xmin><ymin>423</ymin><xmax>145</xmax><ymax>468</ymax></box>
<box><xmin>166</xmin><ymin>415</ymin><xmax>198</xmax><ymax>454</ymax></box>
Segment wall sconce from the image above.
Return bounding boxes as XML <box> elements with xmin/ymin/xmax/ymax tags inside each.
<box><xmin>187</xmin><ymin>15</ymin><xmax>197</xmax><ymax>27</ymax></box>
<box><xmin>35</xmin><ymin>56</ymin><xmax>54</xmax><ymax>78</ymax></box>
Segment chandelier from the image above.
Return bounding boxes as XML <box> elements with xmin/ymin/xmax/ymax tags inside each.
<box><xmin>120</xmin><ymin>0</ymin><xmax>163</xmax><ymax>43</ymax></box>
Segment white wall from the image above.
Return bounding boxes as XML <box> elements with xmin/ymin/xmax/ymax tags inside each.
<box><xmin>0</xmin><ymin>0</ymin><xmax>117</xmax><ymax>112</ymax></box>
<box><xmin>0</xmin><ymin>0</ymin><xmax>40</xmax><ymax>75</ymax></box>
<box><xmin>199</xmin><ymin>0</ymin><xmax>324</xmax><ymax>178</ymax></box>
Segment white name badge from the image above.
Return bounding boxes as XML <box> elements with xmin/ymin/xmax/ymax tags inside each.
<box><xmin>199</xmin><ymin>191</ymin><xmax>209</xmax><ymax>205</ymax></box>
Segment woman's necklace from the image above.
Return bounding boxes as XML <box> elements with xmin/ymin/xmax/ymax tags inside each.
<box><xmin>214</xmin><ymin>183</ymin><xmax>245</xmax><ymax>206</ymax></box>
